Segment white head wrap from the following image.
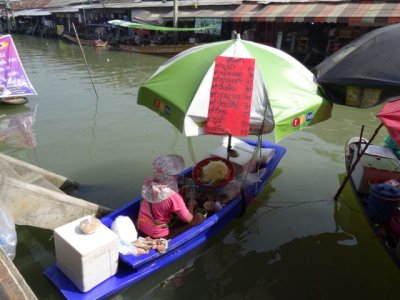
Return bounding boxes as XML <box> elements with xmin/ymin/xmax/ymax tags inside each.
<box><xmin>141</xmin><ymin>154</ymin><xmax>185</xmax><ymax>203</ymax></box>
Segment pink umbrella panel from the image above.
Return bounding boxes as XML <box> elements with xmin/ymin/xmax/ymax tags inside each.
<box><xmin>378</xmin><ymin>98</ymin><xmax>400</xmax><ymax>147</ymax></box>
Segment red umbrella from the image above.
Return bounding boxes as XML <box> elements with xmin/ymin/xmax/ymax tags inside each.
<box><xmin>378</xmin><ymin>99</ymin><xmax>400</xmax><ymax>146</ymax></box>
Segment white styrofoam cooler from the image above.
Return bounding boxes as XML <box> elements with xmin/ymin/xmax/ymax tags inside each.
<box><xmin>54</xmin><ymin>215</ymin><xmax>119</xmax><ymax>292</ymax></box>
<box><xmin>211</xmin><ymin>140</ymin><xmax>275</xmax><ymax>175</ymax></box>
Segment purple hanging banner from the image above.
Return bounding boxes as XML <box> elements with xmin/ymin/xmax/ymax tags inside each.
<box><xmin>0</xmin><ymin>35</ymin><xmax>37</xmax><ymax>98</ymax></box>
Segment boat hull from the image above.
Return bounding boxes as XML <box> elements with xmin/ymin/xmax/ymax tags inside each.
<box><xmin>62</xmin><ymin>34</ymin><xmax>108</xmax><ymax>48</ymax></box>
<box><xmin>62</xmin><ymin>33</ymin><xmax>194</xmax><ymax>55</ymax></box>
<box><xmin>109</xmin><ymin>43</ymin><xmax>195</xmax><ymax>56</ymax></box>
<box><xmin>44</xmin><ymin>139</ymin><xmax>286</xmax><ymax>299</ymax></box>
<box><xmin>344</xmin><ymin>137</ymin><xmax>400</xmax><ymax>268</ymax></box>
<box><xmin>0</xmin><ymin>97</ymin><xmax>28</xmax><ymax>105</ymax></box>
<box><xmin>62</xmin><ymin>34</ymin><xmax>97</xmax><ymax>47</ymax></box>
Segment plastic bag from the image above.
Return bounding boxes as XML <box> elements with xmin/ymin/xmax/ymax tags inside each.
<box><xmin>118</xmin><ymin>240</ymin><xmax>138</xmax><ymax>256</ymax></box>
<box><xmin>111</xmin><ymin>216</ymin><xmax>139</xmax><ymax>256</ymax></box>
<box><xmin>111</xmin><ymin>216</ymin><xmax>138</xmax><ymax>243</ymax></box>
<box><xmin>0</xmin><ymin>201</ymin><xmax>17</xmax><ymax>260</ymax></box>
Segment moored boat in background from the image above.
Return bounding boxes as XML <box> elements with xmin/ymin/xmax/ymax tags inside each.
<box><xmin>109</xmin><ymin>42</ymin><xmax>195</xmax><ymax>56</ymax></box>
<box><xmin>0</xmin><ymin>35</ymin><xmax>37</xmax><ymax>105</ymax></box>
<box><xmin>61</xmin><ymin>33</ymin><xmax>105</xmax><ymax>47</ymax></box>
<box><xmin>107</xmin><ymin>19</ymin><xmax>219</xmax><ymax>56</ymax></box>
<box><xmin>0</xmin><ymin>96</ymin><xmax>28</xmax><ymax>105</ymax></box>
<box><xmin>345</xmin><ymin>137</ymin><xmax>400</xmax><ymax>268</ymax></box>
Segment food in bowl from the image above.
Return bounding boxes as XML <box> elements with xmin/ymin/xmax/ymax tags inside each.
<box><xmin>201</xmin><ymin>160</ymin><xmax>229</xmax><ymax>184</ymax></box>
<box><xmin>192</xmin><ymin>157</ymin><xmax>234</xmax><ymax>189</ymax></box>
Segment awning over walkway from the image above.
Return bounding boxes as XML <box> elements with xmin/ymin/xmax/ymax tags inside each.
<box><xmin>131</xmin><ymin>8</ymin><xmax>171</xmax><ymax>22</ymax></box>
<box><xmin>233</xmin><ymin>2</ymin><xmax>400</xmax><ymax>25</ymax></box>
<box><xmin>13</xmin><ymin>9</ymin><xmax>51</xmax><ymax>17</ymax></box>
<box><xmin>231</xmin><ymin>3</ymin><xmax>260</xmax><ymax>22</ymax></box>
<box><xmin>163</xmin><ymin>6</ymin><xmax>237</xmax><ymax>19</ymax></box>
<box><xmin>131</xmin><ymin>6</ymin><xmax>237</xmax><ymax>22</ymax></box>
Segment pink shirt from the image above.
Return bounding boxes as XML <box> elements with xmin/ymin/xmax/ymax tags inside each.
<box><xmin>137</xmin><ymin>191</ymin><xmax>192</xmax><ymax>238</ymax></box>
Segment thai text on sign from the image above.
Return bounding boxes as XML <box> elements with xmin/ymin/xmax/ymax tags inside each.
<box><xmin>0</xmin><ymin>35</ymin><xmax>37</xmax><ymax>98</ymax></box>
<box><xmin>205</xmin><ymin>56</ymin><xmax>255</xmax><ymax>136</ymax></box>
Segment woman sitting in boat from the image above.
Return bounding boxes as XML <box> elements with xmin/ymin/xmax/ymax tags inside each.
<box><xmin>137</xmin><ymin>154</ymin><xmax>204</xmax><ymax>239</ymax></box>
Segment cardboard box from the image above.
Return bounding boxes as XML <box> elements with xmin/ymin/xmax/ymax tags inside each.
<box><xmin>54</xmin><ymin>216</ymin><xmax>119</xmax><ymax>292</ymax></box>
<box><xmin>351</xmin><ymin>149</ymin><xmax>400</xmax><ymax>193</ymax></box>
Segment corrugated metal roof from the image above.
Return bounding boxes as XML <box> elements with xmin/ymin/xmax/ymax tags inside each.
<box><xmin>98</xmin><ymin>1</ymin><xmax>240</xmax><ymax>9</ymax></box>
<box><xmin>258</xmin><ymin>0</ymin><xmax>346</xmax><ymax>3</ymax></box>
<box><xmin>10</xmin><ymin>0</ymin><xmax>378</xmax><ymax>22</ymax></box>
<box><xmin>163</xmin><ymin>5</ymin><xmax>238</xmax><ymax>19</ymax></box>
<box><xmin>11</xmin><ymin>0</ymin><xmax>83</xmax><ymax>9</ymax></box>
<box><xmin>105</xmin><ymin>0</ymin><xmax>242</xmax><ymax>6</ymax></box>
<box><xmin>12</xmin><ymin>0</ymin><xmax>52</xmax><ymax>9</ymax></box>
<box><xmin>13</xmin><ymin>8</ymin><xmax>52</xmax><ymax>16</ymax></box>
<box><xmin>233</xmin><ymin>2</ymin><xmax>400</xmax><ymax>25</ymax></box>
<box><xmin>10</xmin><ymin>0</ymin><xmax>349</xmax><ymax>11</ymax></box>
<box><xmin>44</xmin><ymin>0</ymin><xmax>83</xmax><ymax>8</ymax></box>
<box><xmin>46</xmin><ymin>6</ymin><xmax>80</xmax><ymax>13</ymax></box>
<box><xmin>130</xmin><ymin>7</ymin><xmax>170</xmax><ymax>21</ymax></box>
<box><xmin>130</xmin><ymin>6</ymin><xmax>237</xmax><ymax>21</ymax></box>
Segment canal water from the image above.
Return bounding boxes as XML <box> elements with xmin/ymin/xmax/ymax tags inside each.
<box><xmin>2</xmin><ymin>35</ymin><xmax>399</xmax><ymax>299</ymax></box>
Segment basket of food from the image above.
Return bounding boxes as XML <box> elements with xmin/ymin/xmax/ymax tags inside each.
<box><xmin>192</xmin><ymin>157</ymin><xmax>235</xmax><ymax>189</ymax></box>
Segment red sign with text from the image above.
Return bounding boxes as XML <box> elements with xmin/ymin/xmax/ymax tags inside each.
<box><xmin>205</xmin><ymin>56</ymin><xmax>255</xmax><ymax>136</ymax></box>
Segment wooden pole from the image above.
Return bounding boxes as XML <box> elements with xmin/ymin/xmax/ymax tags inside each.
<box><xmin>72</xmin><ymin>23</ymin><xmax>99</xmax><ymax>98</ymax></box>
<box><xmin>334</xmin><ymin>123</ymin><xmax>384</xmax><ymax>200</ymax></box>
<box><xmin>173</xmin><ymin>0</ymin><xmax>178</xmax><ymax>28</ymax></box>
<box><xmin>5</xmin><ymin>0</ymin><xmax>11</xmax><ymax>33</ymax></box>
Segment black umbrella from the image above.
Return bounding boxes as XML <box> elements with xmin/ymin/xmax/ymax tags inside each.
<box><xmin>314</xmin><ymin>23</ymin><xmax>400</xmax><ymax>108</ymax></box>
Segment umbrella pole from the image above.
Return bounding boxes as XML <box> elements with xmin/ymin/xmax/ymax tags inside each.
<box><xmin>226</xmin><ymin>135</ymin><xmax>240</xmax><ymax>160</ymax></box>
<box><xmin>226</xmin><ymin>135</ymin><xmax>232</xmax><ymax>161</ymax></box>
<box><xmin>334</xmin><ymin>123</ymin><xmax>384</xmax><ymax>201</ymax></box>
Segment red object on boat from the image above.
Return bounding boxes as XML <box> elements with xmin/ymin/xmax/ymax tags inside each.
<box><xmin>377</xmin><ymin>98</ymin><xmax>400</xmax><ymax>146</ymax></box>
<box><xmin>192</xmin><ymin>157</ymin><xmax>235</xmax><ymax>189</ymax></box>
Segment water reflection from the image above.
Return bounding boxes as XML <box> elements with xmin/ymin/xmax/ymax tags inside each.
<box><xmin>113</xmin><ymin>174</ymin><xmax>400</xmax><ymax>299</ymax></box>
<box><xmin>334</xmin><ymin>173</ymin><xmax>400</xmax><ymax>269</ymax></box>
<box><xmin>138</xmin><ymin>226</ymin><xmax>398</xmax><ymax>300</ymax></box>
<box><xmin>0</xmin><ymin>104</ymin><xmax>37</xmax><ymax>151</ymax></box>
<box><xmin>13</xmin><ymin>226</ymin><xmax>57</xmax><ymax>300</ymax></box>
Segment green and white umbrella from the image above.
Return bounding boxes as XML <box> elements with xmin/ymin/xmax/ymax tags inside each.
<box><xmin>138</xmin><ymin>35</ymin><xmax>332</xmax><ymax>142</ymax></box>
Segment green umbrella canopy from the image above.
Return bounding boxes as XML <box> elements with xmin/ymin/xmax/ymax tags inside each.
<box><xmin>138</xmin><ymin>37</ymin><xmax>332</xmax><ymax>141</ymax></box>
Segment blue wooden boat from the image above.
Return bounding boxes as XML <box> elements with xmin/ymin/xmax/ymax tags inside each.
<box><xmin>44</xmin><ymin>139</ymin><xmax>286</xmax><ymax>299</ymax></box>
